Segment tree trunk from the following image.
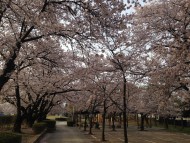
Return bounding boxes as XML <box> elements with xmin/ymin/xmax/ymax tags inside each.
<box><xmin>149</xmin><ymin>116</ymin><xmax>152</xmax><ymax>128</ymax></box>
<box><xmin>38</xmin><ymin>113</ymin><xmax>47</xmax><ymax>122</ymax></box>
<box><xmin>89</xmin><ymin>115</ymin><xmax>93</xmax><ymax>135</ymax></box>
<box><xmin>123</xmin><ymin>77</ymin><xmax>128</xmax><ymax>143</ymax></box>
<box><xmin>112</xmin><ymin>112</ymin><xmax>116</xmax><ymax>131</ymax></box>
<box><xmin>76</xmin><ymin>114</ymin><xmax>79</xmax><ymax>126</ymax></box>
<box><xmin>145</xmin><ymin>115</ymin><xmax>149</xmax><ymax>128</ymax></box>
<box><xmin>13</xmin><ymin>82</ymin><xmax>22</xmax><ymax>133</ymax></box>
<box><xmin>140</xmin><ymin>113</ymin><xmax>145</xmax><ymax>131</ymax></box>
<box><xmin>26</xmin><ymin>115</ymin><xmax>36</xmax><ymax>128</ymax></box>
<box><xmin>181</xmin><ymin>117</ymin><xmax>184</xmax><ymax>128</ymax></box>
<box><xmin>164</xmin><ymin>117</ymin><xmax>169</xmax><ymax>129</ymax></box>
<box><xmin>108</xmin><ymin>114</ymin><xmax>111</xmax><ymax>128</ymax></box>
<box><xmin>0</xmin><ymin>42</ymin><xmax>21</xmax><ymax>91</ymax></box>
<box><xmin>79</xmin><ymin>113</ymin><xmax>82</xmax><ymax>129</ymax></box>
<box><xmin>119</xmin><ymin>113</ymin><xmax>122</xmax><ymax>127</ymax></box>
<box><xmin>101</xmin><ymin>100</ymin><xmax>106</xmax><ymax>142</ymax></box>
<box><xmin>13</xmin><ymin>115</ymin><xmax>22</xmax><ymax>133</ymax></box>
<box><xmin>173</xmin><ymin>117</ymin><xmax>176</xmax><ymax>128</ymax></box>
<box><xmin>27</xmin><ymin>120</ymin><xmax>35</xmax><ymax>127</ymax></box>
<box><xmin>84</xmin><ymin>114</ymin><xmax>87</xmax><ymax>131</ymax></box>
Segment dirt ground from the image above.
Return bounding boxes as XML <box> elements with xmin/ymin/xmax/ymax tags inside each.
<box><xmin>85</xmin><ymin>125</ymin><xmax>190</xmax><ymax>143</ymax></box>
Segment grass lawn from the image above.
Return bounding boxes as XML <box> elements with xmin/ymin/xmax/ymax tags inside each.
<box><xmin>164</xmin><ymin>125</ymin><xmax>190</xmax><ymax>134</ymax></box>
<box><xmin>47</xmin><ymin>115</ymin><xmax>68</xmax><ymax>120</ymax></box>
<box><xmin>128</xmin><ymin>119</ymin><xmax>190</xmax><ymax>134</ymax></box>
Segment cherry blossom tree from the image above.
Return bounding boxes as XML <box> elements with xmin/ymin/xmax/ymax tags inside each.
<box><xmin>133</xmin><ymin>0</ymin><xmax>190</xmax><ymax>92</ymax></box>
<box><xmin>129</xmin><ymin>0</ymin><xmax>190</xmax><ymax>129</ymax></box>
<box><xmin>84</xmin><ymin>55</ymin><xmax>120</xmax><ymax>140</ymax></box>
<box><xmin>0</xmin><ymin>0</ymin><xmax>127</xmax><ymax>91</ymax></box>
<box><xmin>106</xmin><ymin>43</ymin><xmax>142</xmax><ymax>143</ymax></box>
<box><xmin>1</xmin><ymin>46</ymin><xmax>85</xmax><ymax>132</ymax></box>
<box><xmin>0</xmin><ymin>102</ymin><xmax>16</xmax><ymax>115</ymax></box>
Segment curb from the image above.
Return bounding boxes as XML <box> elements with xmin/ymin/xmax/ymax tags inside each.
<box><xmin>33</xmin><ymin>129</ymin><xmax>47</xmax><ymax>143</ymax></box>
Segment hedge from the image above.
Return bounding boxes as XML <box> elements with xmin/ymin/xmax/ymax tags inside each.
<box><xmin>66</xmin><ymin>119</ymin><xmax>75</xmax><ymax>127</ymax></box>
<box><xmin>0</xmin><ymin>132</ymin><xmax>22</xmax><ymax>143</ymax></box>
<box><xmin>32</xmin><ymin>122</ymin><xmax>47</xmax><ymax>134</ymax></box>
<box><xmin>0</xmin><ymin>115</ymin><xmax>16</xmax><ymax>126</ymax></box>
<box><xmin>43</xmin><ymin>120</ymin><xmax>56</xmax><ymax>131</ymax></box>
<box><xmin>55</xmin><ymin>117</ymin><xmax>67</xmax><ymax>121</ymax></box>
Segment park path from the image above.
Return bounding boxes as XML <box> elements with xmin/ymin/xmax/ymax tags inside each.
<box><xmin>39</xmin><ymin>121</ymin><xmax>94</xmax><ymax>143</ymax></box>
<box><xmin>39</xmin><ymin>121</ymin><xmax>190</xmax><ymax>143</ymax></box>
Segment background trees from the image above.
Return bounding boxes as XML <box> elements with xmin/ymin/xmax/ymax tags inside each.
<box><xmin>133</xmin><ymin>0</ymin><xmax>190</xmax><ymax>92</ymax></box>
<box><xmin>0</xmin><ymin>0</ymin><xmax>126</xmax><ymax>90</ymax></box>
<box><xmin>1</xmin><ymin>0</ymin><xmax>190</xmax><ymax>142</ymax></box>
<box><xmin>130</xmin><ymin>0</ymin><xmax>190</xmax><ymax>131</ymax></box>
<box><xmin>0</xmin><ymin>0</ymin><xmax>128</xmax><ymax>133</ymax></box>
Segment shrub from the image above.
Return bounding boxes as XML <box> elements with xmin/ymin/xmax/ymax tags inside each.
<box><xmin>55</xmin><ymin>117</ymin><xmax>67</xmax><ymax>121</ymax></box>
<box><xmin>0</xmin><ymin>115</ymin><xmax>16</xmax><ymax>126</ymax></box>
<box><xmin>67</xmin><ymin>119</ymin><xmax>75</xmax><ymax>127</ymax></box>
<box><xmin>43</xmin><ymin>120</ymin><xmax>56</xmax><ymax>131</ymax></box>
<box><xmin>0</xmin><ymin>132</ymin><xmax>22</xmax><ymax>143</ymax></box>
<box><xmin>32</xmin><ymin>122</ymin><xmax>46</xmax><ymax>134</ymax></box>
<box><xmin>67</xmin><ymin>121</ymin><xmax>75</xmax><ymax>126</ymax></box>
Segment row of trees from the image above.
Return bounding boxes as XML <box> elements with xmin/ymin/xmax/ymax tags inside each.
<box><xmin>0</xmin><ymin>0</ymin><xmax>128</xmax><ymax>136</ymax></box>
<box><xmin>65</xmin><ymin>0</ymin><xmax>190</xmax><ymax>142</ymax></box>
<box><xmin>0</xmin><ymin>0</ymin><xmax>190</xmax><ymax>143</ymax></box>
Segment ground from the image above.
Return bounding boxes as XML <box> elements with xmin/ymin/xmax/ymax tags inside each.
<box><xmin>39</xmin><ymin>121</ymin><xmax>190</xmax><ymax>143</ymax></box>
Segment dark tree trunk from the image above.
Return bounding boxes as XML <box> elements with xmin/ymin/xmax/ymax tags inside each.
<box><xmin>108</xmin><ymin>114</ymin><xmax>111</xmax><ymax>128</ymax></box>
<box><xmin>79</xmin><ymin>113</ymin><xmax>82</xmax><ymax>129</ymax></box>
<box><xmin>25</xmin><ymin>108</ymin><xmax>36</xmax><ymax>127</ymax></box>
<box><xmin>181</xmin><ymin>117</ymin><xmax>184</xmax><ymax>129</ymax></box>
<box><xmin>149</xmin><ymin>116</ymin><xmax>152</xmax><ymax>128</ymax></box>
<box><xmin>164</xmin><ymin>117</ymin><xmax>169</xmax><ymax>129</ymax></box>
<box><xmin>13</xmin><ymin>115</ymin><xmax>22</xmax><ymax>133</ymax></box>
<box><xmin>140</xmin><ymin>113</ymin><xmax>145</xmax><ymax>131</ymax></box>
<box><xmin>145</xmin><ymin>115</ymin><xmax>149</xmax><ymax>128</ymax></box>
<box><xmin>0</xmin><ymin>42</ymin><xmax>21</xmax><ymax>91</ymax></box>
<box><xmin>38</xmin><ymin>113</ymin><xmax>47</xmax><ymax>122</ymax></box>
<box><xmin>101</xmin><ymin>100</ymin><xmax>107</xmax><ymax>142</ymax></box>
<box><xmin>123</xmin><ymin>77</ymin><xmax>128</xmax><ymax>143</ymax></box>
<box><xmin>13</xmin><ymin>82</ymin><xmax>22</xmax><ymax>133</ymax></box>
<box><xmin>76</xmin><ymin>114</ymin><xmax>79</xmax><ymax>126</ymax></box>
<box><xmin>112</xmin><ymin>112</ymin><xmax>116</xmax><ymax>131</ymax></box>
<box><xmin>26</xmin><ymin>113</ymin><xmax>36</xmax><ymax>127</ymax></box>
<box><xmin>89</xmin><ymin>115</ymin><xmax>93</xmax><ymax>135</ymax></box>
<box><xmin>173</xmin><ymin>117</ymin><xmax>176</xmax><ymax>128</ymax></box>
<box><xmin>119</xmin><ymin>113</ymin><xmax>122</xmax><ymax>127</ymax></box>
<box><xmin>84</xmin><ymin>114</ymin><xmax>87</xmax><ymax>131</ymax></box>
<box><xmin>27</xmin><ymin>118</ymin><xmax>35</xmax><ymax>127</ymax></box>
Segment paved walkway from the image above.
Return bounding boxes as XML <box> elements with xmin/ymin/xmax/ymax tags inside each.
<box><xmin>39</xmin><ymin>122</ymin><xmax>94</xmax><ymax>143</ymax></box>
<box><xmin>39</xmin><ymin>121</ymin><xmax>190</xmax><ymax>143</ymax></box>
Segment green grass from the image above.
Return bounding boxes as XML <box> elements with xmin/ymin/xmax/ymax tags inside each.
<box><xmin>128</xmin><ymin>119</ymin><xmax>190</xmax><ymax>134</ymax></box>
<box><xmin>47</xmin><ymin>115</ymin><xmax>67</xmax><ymax>120</ymax></box>
<box><xmin>165</xmin><ymin>125</ymin><xmax>190</xmax><ymax>134</ymax></box>
<box><xmin>149</xmin><ymin>122</ymin><xmax>190</xmax><ymax>134</ymax></box>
